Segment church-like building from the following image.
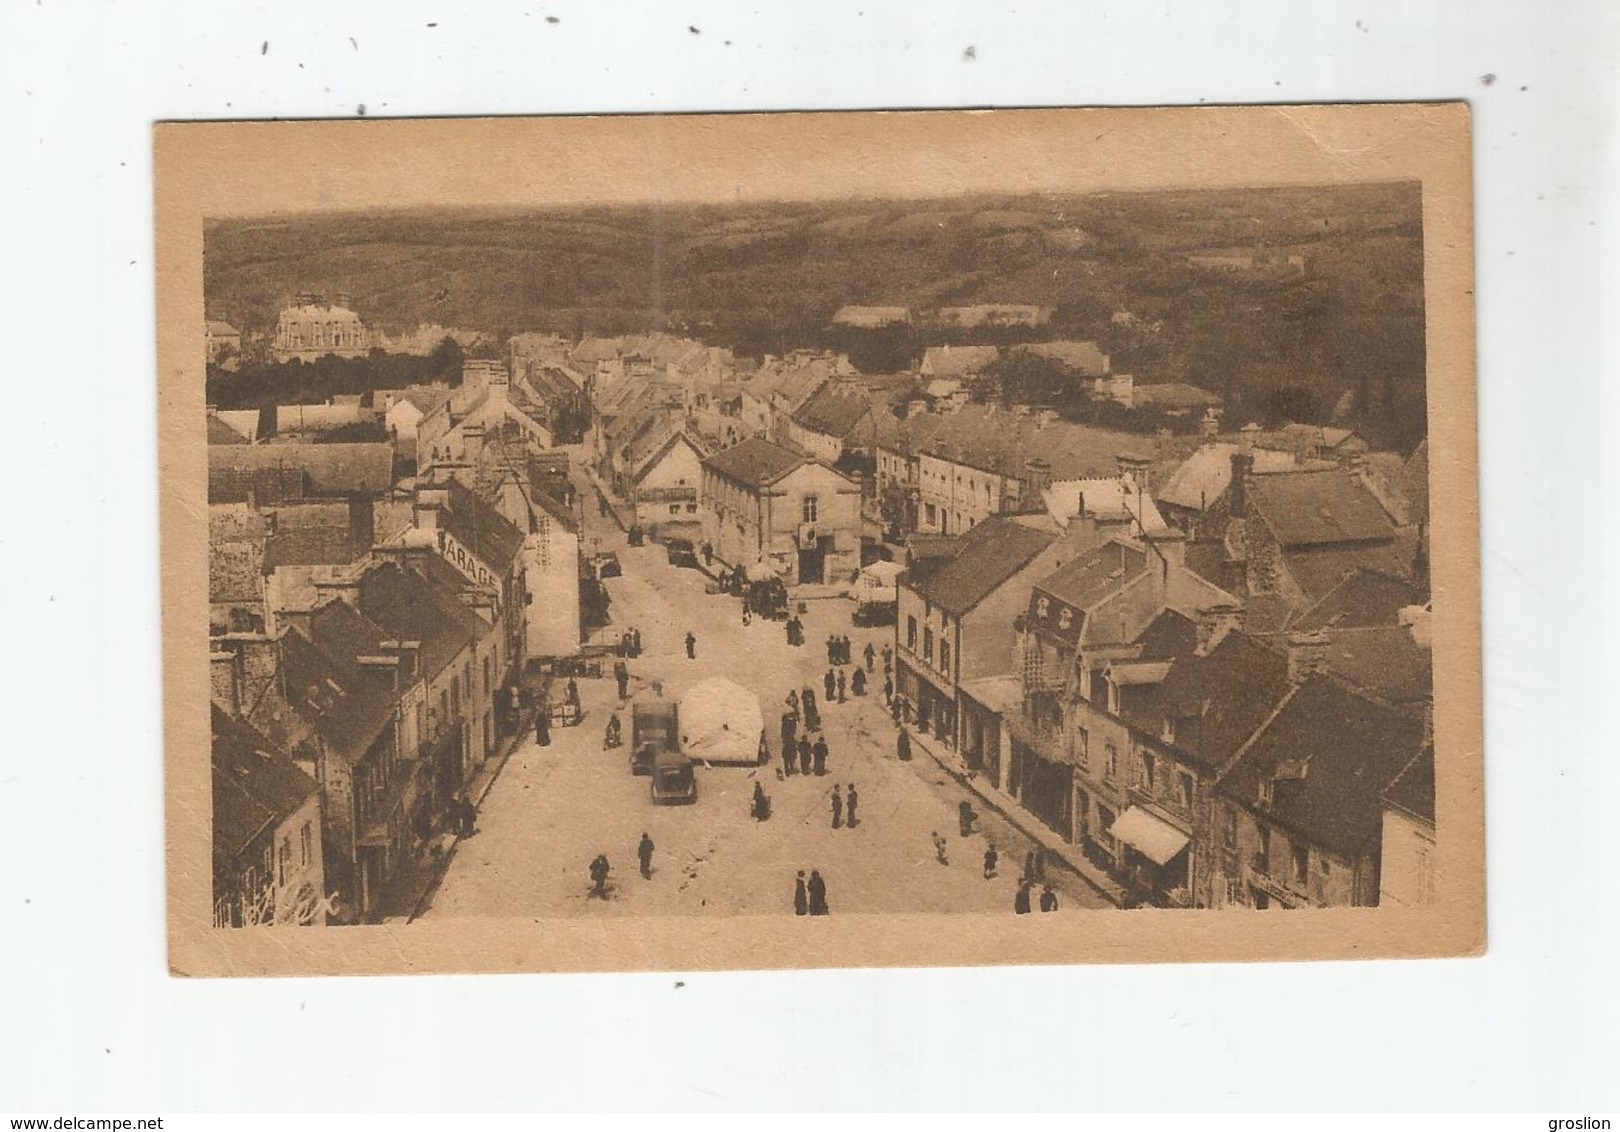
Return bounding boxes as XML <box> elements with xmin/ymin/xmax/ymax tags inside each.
<box><xmin>272</xmin><ymin>292</ymin><xmax>370</xmax><ymax>362</ymax></box>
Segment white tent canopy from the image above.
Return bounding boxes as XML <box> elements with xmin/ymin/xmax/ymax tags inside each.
<box><xmin>679</xmin><ymin>676</ymin><xmax>764</xmax><ymax>765</ymax></box>
<box><xmin>849</xmin><ymin>559</ymin><xmax>904</xmax><ymax>603</ymax></box>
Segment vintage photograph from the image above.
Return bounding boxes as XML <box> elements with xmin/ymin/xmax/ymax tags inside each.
<box><xmin>159</xmin><ymin>106</ymin><xmax>1482</xmax><ymax>973</ymax></box>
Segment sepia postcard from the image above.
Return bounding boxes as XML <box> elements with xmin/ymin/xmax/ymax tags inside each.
<box><xmin>158</xmin><ymin>105</ymin><xmax>1483</xmax><ymax>976</ymax></box>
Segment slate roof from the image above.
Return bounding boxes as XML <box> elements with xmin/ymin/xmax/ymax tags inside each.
<box><xmin>1152</xmin><ymin>633</ymin><xmax>1295</xmax><ymax>771</ymax></box>
<box><xmin>355</xmin><ymin>560</ymin><xmax>484</xmax><ymax>682</ymax></box>
<box><xmin>832</xmin><ymin>305</ymin><xmax>911</xmax><ymax>326</ymax></box>
<box><xmin>1221</xmin><ymin>676</ymin><xmax>1427</xmax><ymax>857</ymax></box>
<box><xmin>208</xmin><ymin>414</ymin><xmax>250</xmax><ymax>445</ymax></box>
<box><xmin>278</xmin><ymin>625</ymin><xmax>397</xmax><ymax>764</ymax></box>
<box><xmin>1290</xmin><ymin>568</ymin><xmax>1425</xmax><ymax>630</ymax></box>
<box><xmin>1134</xmin><ymin>609</ymin><xmax>1200</xmax><ymax>662</ymax></box>
<box><xmin>1131</xmin><ymin>382</ymin><xmax>1224</xmax><ymax>410</ymax></box>
<box><xmin>210</xmin><ymin>539</ymin><xmax>265</xmax><ymax>604</ymax></box>
<box><xmin>1015</xmin><ymin>340</ymin><xmax>1110</xmax><ymax>376</ymax></box>
<box><xmin>887</xmin><ymin>405</ymin><xmax>1143</xmax><ymax>483</ymax></box>
<box><xmin>1382</xmin><ymin>745</ymin><xmax>1435</xmax><ymax>824</ymax></box>
<box><xmin>1282</xmin><ymin>544</ymin><xmax>1413</xmax><ymax>602</ymax></box>
<box><xmin>208</xmin><ymin>444</ymin><xmax>394</xmax><ymax>505</ymax></box>
<box><xmin>263</xmin><ymin>527</ymin><xmax>359</xmax><ymax>570</ymax></box>
<box><xmin>212</xmin><ymin>705</ymin><xmax>318</xmax><ymax>860</ymax></box>
<box><xmin>1029</xmin><ymin>540</ymin><xmax>1150</xmax><ymax>633</ymax></box>
<box><xmin>441</xmin><ymin>478</ymin><xmax>524</xmax><ymax>570</ymax></box>
<box><xmin>1247</xmin><ymin>469</ymin><xmax>1396</xmax><ymax>548</ymax></box>
<box><xmin>1309</xmin><ymin>626</ymin><xmax>1433</xmax><ymax>707</ymax></box>
<box><xmin>908</xmin><ymin>517</ymin><xmax>1056</xmax><ymax>617</ymax></box>
<box><xmin>703</xmin><ymin>437</ymin><xmax>811</xmax><ymax>489</ymax></box>
<box><xmin>1156</xmin><ymin>443</ymin><xmax>1322</xmax><ymax>513</ymax></box>
<box><xmin>791</xmin><ymin>382</ymin><xmax>874</xmax><ymax>442</ymax></box>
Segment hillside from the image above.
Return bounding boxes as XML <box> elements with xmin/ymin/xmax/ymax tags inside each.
<box><xmin>204</xmin><ymin>181</ymin><xmax>1427</xmax><ymax>450</ymax></box>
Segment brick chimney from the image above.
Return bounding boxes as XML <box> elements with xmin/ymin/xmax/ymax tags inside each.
<box><xmin>1286</xmin><ymin>630</ymin><xmax>1331</xmax><ymax>684</ymax></box>
<box><xmin>1229</xmin><ymin>451</ymin><xmax>1254</xmax><ymax>515</ymax></box>
<box><xmin>1023</xmin><ymin>457</ymin><xmax>1053</xmax><ymax>501</ymax></box>
<box><xmin>1194</xmin><ymin>602</ymin><xmax>1244</xmax><ymax>656</ymax></box>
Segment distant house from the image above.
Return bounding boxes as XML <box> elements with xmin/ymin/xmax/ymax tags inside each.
<box><xmin>700</xmin><ymin>437</ymin><xmax>862</xmax><ymax>586</ymax></box>
<box><xmin>831</xmin><ymin>305</ymin><xmax>912</xmax><ymax>329</ymax></box>
<box><xmin>207</xmin><ymin>443</ymin><xmax>395</xmax><ymax>506</ymax></box>
<box><xmin>937</xmin><ymin>305</ymin><xmax>1053</xmax><ymax>330</ymax></box>
<box><xmin>617</xmin><ymin>418</ymin><xmax>707</xmax><ymax>538</ymax></box>
<box><xmin>1379</xmin><ymin>745</ymin><xmax>1436</xmax><ymax>908</ymax></box>
<box><xmin>1014</xmin><ymin>340</ymin><xmax>1111</xmax><ymax>378</ymax></box>
<box><xmin>272</xmin><ymin>293</ymin><xmax>370</xmax><ymax>362</ymax></box>
<box><xmin>206</xmin><ymin>320</ymin><xmax>242</xmax><ymax>365</ymax></box>
<box><xmin>211</xmin><ymin>705</ymin><xmax>325</xmax><ymax>927</ymax></box>
<box><xmin>919</xmin><ymin>345</ymin><xmax>1000</xmax><ymax>382</ymax></box>
<box><xmin>780</xmin><ymin>381</ymin><xmax>878</xmax><ymax>470</ymax></box>
<box><xmin>1128</xmin><ymin>382</ymin><xmax>1224</xmax><ymax>415</ymax></box>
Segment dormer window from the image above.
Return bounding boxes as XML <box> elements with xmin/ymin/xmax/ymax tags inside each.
<box><xmin>1058</xmin><ymin>608</ymin><xmax>1073</xmax><ymax>630</ymax></box>
<box><xmin>1259</xmin><ymin>779</ymin><xmax>1274</xmax><ymax>807</ymax></box>
<box><xmin>1161</xmin><ymin>717</ymin><xmax>1177</xmax><ymax>744</ymax></box>
<box><xmin>1036</xmin><ymin>596</ymin><xmax>1051</xmax><ymax>619</ymax></box>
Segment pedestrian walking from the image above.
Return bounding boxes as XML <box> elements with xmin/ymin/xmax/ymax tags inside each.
<box><xmin>751</xmin><ymin>781</ymin><xmax>772</xmax><ymax>822</ymax></box>
<box><xmin>566</xmin><ymin>678</ymin><xmax>580</xmax><ymax>707</ymax></box>
<box><xmin>797</xmin><ymin>735</ymin><xmax>813</xmax><ymax>777</ymax></box>
<box><xmin>845</xmin><ymin>783</ymin><xmax>859</xmax><ymax>829</ymax></box>
<box><xmin>807</xmin><ymin>869</ymin><xmax>829</xmax><ymax>916</ymax></box>
<box><xmin>890</xmin><ymin>696</ymin><xmax>904</xmax><ymax>725</ymax></box>
<box><xmin>896</xmin><ymin>725</ymin><xmax>912</xmax><ymax>761</ymax></box>
<box><xmin>864</xmin><ymin>642</ymin><xmax>876</xmax><ymax>671</ymax></box>
<box><xmin>1014</xmin><ymin>882</ymin><xmax>1033</xmax><ymax>915</ymax></box>
<box><xmin>780</xmin><ymin>712</ymin><xmax>797</xmax><ymax>755</ymax></box>
<box><xmin>1022</xmin><ymin>851</ymin><xmax>1038</xmax><ymax>885</ymax></box>
<box><xmin>794</xmin><ymin>871</ymin><xmax>809</xmax><ymax>915</ymax></box>
<box><xmin>787</xmin><ymin>689</ymin><xmax>800</xmax><ymax>720</ymax></box>
<box><xmin>983</xmin><ymin>846</ymin><xmax>998</xmax><ymax>880</ymax></box>
<box><xmin>958</xmin><ymin>801</ymin><xmax>978</xmax><ymax>838</ymax></box>
<box><xmin>615</xmin><ymin>660</ymin><xmax>630</xmax><ymax>699</ymax></box>
<box><xmin>932</xmin><ymin>831</ymin><xmax>949</xmax><ymax>865</ymax></box>
<box><xmin>589</xmin><ymin>854</ymin><xmax>611</xmax><ymax>898</ymax></box>
<box><xmin>535</xmin><ymin>708</ymin><xmax>551</xmax><ymax>747</ymax></box>
<box><xmin>812</xmin><ymin>735</ymin><xmax>828</xmax><ymax>777</ymax></box>
<box><xmin>630</xmin><ymin>627</ymin><xmax>642</xmax><ymax>657</ymax></box>
<box><xmin>1040</xmin><ymin>885</ymin><xmax>1059</xmax><ymax>913</ymax></box>
<box><xmin>882</xmin><ymin>675</ymin><xmax>893</xmax><ymax>705</ymax></box>
<box><xmin>826</xmin><ymin>634</ymin><xmax>837</xmax><ymax>666</ymax></box>
<box><xmin>637</xmin><ymin>833</ymin><xmax>654</xmax><ymax>879</ymax></box>
<box><xmin>836</xmin><ymin>669</ymin><xmax>847</xmax><ymax>703</ymax></box>
<box><xmin>824</xmin><ymin>668</ymin><xmax>836</xmax><ymax>702</ymax></box>
<box><xmin>801</xmin><ymin>687</ymin><xmax>820</xmax><ymax>730</ymax></box>
<box><xmin>830</xmin><ymin>785</ymin><xmax>844</xmax><ymax>829</ymax></box>
<box><xmin>685</xmin><ymin>631</ymin><xmax>697</xmax><ymax>660</ymax></box>
<box><xmin>702</xmin><ymin>540</ymin><xmax>714</xmax><ymax>567</ymax></box>
<box><xmin>882</xmin><ymin>645</ymin><xmax>893</xmax><ymax>673</ymax></box>
<box><xmin>851</xmin><ymin>667</ymin><xmax>867</xmax><ymax>697</ymax></box>
<box><xmin>841</xmin><ymin>635</ymin><xmax>853</xmax><ymax>666</ymax></box>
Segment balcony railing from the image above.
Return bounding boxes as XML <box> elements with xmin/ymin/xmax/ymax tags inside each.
<box><xmin>635</xmin><ymin>485</ymin><xmax>698</xmax><ymax>503</ymax></box>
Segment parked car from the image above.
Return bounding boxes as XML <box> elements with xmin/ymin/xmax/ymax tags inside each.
<box><xmin>664</xmin><ymin>537</ymin><xmax>699</xmax><ymax>569</ymax></box>
<box><xmin>650</xmin><ymin>750</ymin><xmax>698</xmax><ymax>805</ymax></box>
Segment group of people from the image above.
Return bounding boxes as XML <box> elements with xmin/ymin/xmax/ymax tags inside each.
<box><xmin>825</xmin><ymin>633</ymin><xmax>858</xmax><ymax>667</ymax></box>
<box><xmin>783</xmin><ymin>615</ymin><xmax>806</xmax><ymax>647</ymax></box>
<box><xmin>792</xmin><ymin>869</ymin><xmax>830</xmax><ymax>916</ymax></box>
<box><xmin>1015</xmin><ymin>881</ymin><xmax>1060</xmax><ymax>914</ymax></box>
<box><xmin>618</xmin><ymin>627</ymin><xmax>643</xmax><ymax>659</ymax></box>
<box><xmin>822</xmin><ymin>665</ymin><xmax>868</xmax><ymax>703</ymax></box>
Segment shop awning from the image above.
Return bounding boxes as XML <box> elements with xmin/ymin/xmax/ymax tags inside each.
<box><xmin>1107</xmin><ymin>807</ymin><xmax>1190</xmax><ymax>866</ymax></box>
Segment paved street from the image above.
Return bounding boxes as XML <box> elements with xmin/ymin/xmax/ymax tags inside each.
<box><xmin>421</xmin><ymin>506</ymin><xmax>1110</xmax><ymax>919</ymax></box>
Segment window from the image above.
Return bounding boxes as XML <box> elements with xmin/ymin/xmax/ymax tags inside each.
<box><xmin>1141</xmin><ymin>751</ymin><xmax>1156</xmax><ymax>792</ymax></box>
<box><xmin>923</xmin><ymin>628</ymin><xmax>934</xmax><ymax>664</ymax></box>
<box><xmin>1221</xmin><ymin>804</ymin><xmax>1237</xmax><ymax>849</ymax></box>
<box><xmin>1036</xmin><ymin>596</ymin><xmax>1051</xmax><ymax>619</ymax></box>
<box><xmin>906</xmin><ymin>616</ymin><xmax>918</xmax><ymax>650</ymax></box>
<box><xmin>1058</xmin><ymin>608</ymin><xmax>1073</xmax><ymax>630</ymax></box>
<box><xmin>299</xmin><ymin>822</ymin><xmax>312</xmax><ymax>868</ymax></box>
<box><xmin>1179</xmin><ymin>772</ymin><xmax>1195</xmax><ymax>811</ymax></box>
<box><xmin>802</xmin><ymin>495</ymin><xmax>819</xmax><ymax>523</ymax></box>
<box><xmin>1077</xmin><ymin>727</ymin><xmax>1090</xmax><ymax>767</ymax></box>
<box><xmin>278</xmin><ymin>835</ymin><xmax>290</xmax><ymax>886</ymax></box>
<box><xmin>938</xmin><ymin>639</ymin><xmax>951</xmax><ymax>675</ymax></box>
<box><xmin>925</xmin><ymin>503</ymin><xmax>937</xmax><ymax>526</ymax></box>
<box><xmin>1104</xmin><ymin>743</ymin><xmax>1118</xmax><ymax>781</ymax></box>
<box><xmin>483</xmin><ymin>656</ymin><xmax>491</xmax><ymax>696</ymax></box>
<box><xmin>1292</xmin><ymin>842</ymin><xmax>1309</xmax><ymax>885</ymax></box>
<box><xmin>1256</xmin><ymin>826</ymin><xmax>1271</xmax><ymax>872</ymax></box>
<box><xmin>1099</xmin><ymin>805</ymin><xmax>1117</xmax><ymax>846</ymax></box>
<box><xmin>686</xmin><ymin>503</ymin><xmax>697</xmax><ymax>513</ymax></box>
<box><xmin>669</xmin><ymin>504</ymin><xmax>681</xmax><ymax>516</ymax></box>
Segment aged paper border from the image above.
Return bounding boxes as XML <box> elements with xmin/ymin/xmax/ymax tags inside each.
<box><xmin>158</xmin><ymin>104</ymin><xmax>1482</xmax><ymax>976</ymax></box>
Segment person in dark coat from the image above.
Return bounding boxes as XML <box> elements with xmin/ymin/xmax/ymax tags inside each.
<box><xmin>1023</xmin><ymin>851</ymin><xmax>1037</xmax><ymax>885</ymax></box>
<box><xmin>826</xmin><ymin>635</ymin><xmax>837</xmax><ymax>665</ymax></box>
<box><xmin>589</xmin><ymin>854</ymin><xmax>611</xmax><ymax>898</ymax></box>
<box><xmin>1040</xmin><ymin>885</ymin><xmax>1059</xmax><ymax>913</ymax></box>
<box><xmin>882</xmin><ymin>675</ymin><xmax>893</xmax><ymax>705</ymax></box>
<box><xmin>896</xmin><ymin>726</ymin><xmax>912</xmax><ymax>761</ymax></box>
<box><xmin>807</xmin><ymin>870</ymin><xmax>829</xmax><ymax>916</ymax></box>
<box><xmin>882</xmin><ymin>645</ymin><xmax>893</xmax><ymax>674</ymax></box>
<box><xmin>812</xmin><ymin>735</ymin><xmax>828</xmax><ymax>776</ymax></box>
<box><xmin>1032</xmin><ymin>846</ymin><xmax>1047</xmax><ymax>882</ymax></box>
<box><xmin>794</xmin><ymin>871</ymin><xmax>809</xmax><ymax>915</ymax></box>
<box><xmin>823</xmin><ymin>668</ymin><xmax>837</xmax><ymax>703</ymax></box>
<box><xmin>845</xmin><ymin>783</ymin><xmax>859</xmax><ymax>829</ymax></box>
<box><xmin>841</xmin><ymin>636</ymin><xmax>854</xmax><ymax>666</ymax></box>
<box><xmin>830</xmin><ymin>785</ymin><xmax>844</xmax><ymax>829</ymax></box>
<box><xmin>751</xmin><ymin>781</ymin><xmax>771</xmax><ymax>821</ymax></box>
<box><xmin>535</xmin><ymin>709</ymin><xmax>551</xmax><ymax>747</ymax></box>
<box><xmin>797</xmin><ymin>736</ymin><xmax>813</xmax><ymax>777</ymax></box>
<box><xmin>566</xmin><ymin>678</ymin><xmax>580</xmax><ymax>707</ymax></box>
<box><xmin>615</xmin><ymin>661</ymin><xmax>630</xmax><ymax>699</ymax></box>
<box><xmin>836</xmin><ymin>669</ymin><xmax>847</xmax><ymax>703</ymax></box>
<box><xmin>1014</xmin><ymin>882</ymin><xmax>1033</xmax><ymax>914</ymax></box>
<box><xmin>863</xmin><ymin>642</ymin><xmax>876</xmax><ymax>671</ymax></box>
<box><xmin>932</xmin><ymin>831</ymin><xmax>949</xmax><ymax>865</ymax></box>
<box><xmin>630</xmin><ymin>627</ymin><xmax>642</xmax><ymax>657</ymax></box>
<box><xmin>890</xmin><ymin>696</ymin><xmax>904</xmax><ymax>724</ymax></box>
<box><xmin>780</xmin><ymin>713</ymin><xmax>797</xmax><ymax>761</ymax></box>
<box><xmin>786</xmin><ymin>690</ymin><xmax>800</xmax><ymax>720</ymax></box>
<box><xmin>958</xmin><ymin>801</ymin><xmax>977</xmax><ymax>838</ymax></box>
<box><xmin>983</xmin><ymin>846</ymin><xmax>998</xmax><ymax>880</ymax></box>
<box><xmin>801</xmin><ymin>687</ymin><xmax>819</xmax><ymax>730</ymax></box>
<box><xmin>702</xmin><ymin>540</ymin><xmax>714</xmax><ymax>567</ymax></box>
<box><xmin>684</xmin><ymin>631</ymin><xmax>697</xmax><ymax>660</ymax></box>
<box><xmin>637</xmin><ymin>833</ymin><xmax>654</xmax><ymax>879</ymax></box>
<box><xmin>851</xmin><ymin>667</ymin><xmax>867</xmax><ymax>697</ymax></box>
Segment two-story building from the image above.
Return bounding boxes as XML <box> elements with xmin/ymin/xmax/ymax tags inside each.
<box><xmin>700</xmin><ymin>437</ymin><xmax>862</xmax><ymax>586</ymax></box>
<box><xmin>1379</xmin><ymin>743</ymin><xmax>1437</xmax><ymax>908</ymax></box>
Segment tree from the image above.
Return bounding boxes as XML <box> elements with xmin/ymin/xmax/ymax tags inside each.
<box><xmin>982</xmin><ymin>352</ymin><xmax>1083</xmax><ymax>409</ymax></box>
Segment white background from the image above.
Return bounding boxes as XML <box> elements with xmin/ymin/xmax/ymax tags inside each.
<box><xmin>2</xmin><ymin>0</ymin><xmax>1616</xmax><ymax>1113</ymax></box>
